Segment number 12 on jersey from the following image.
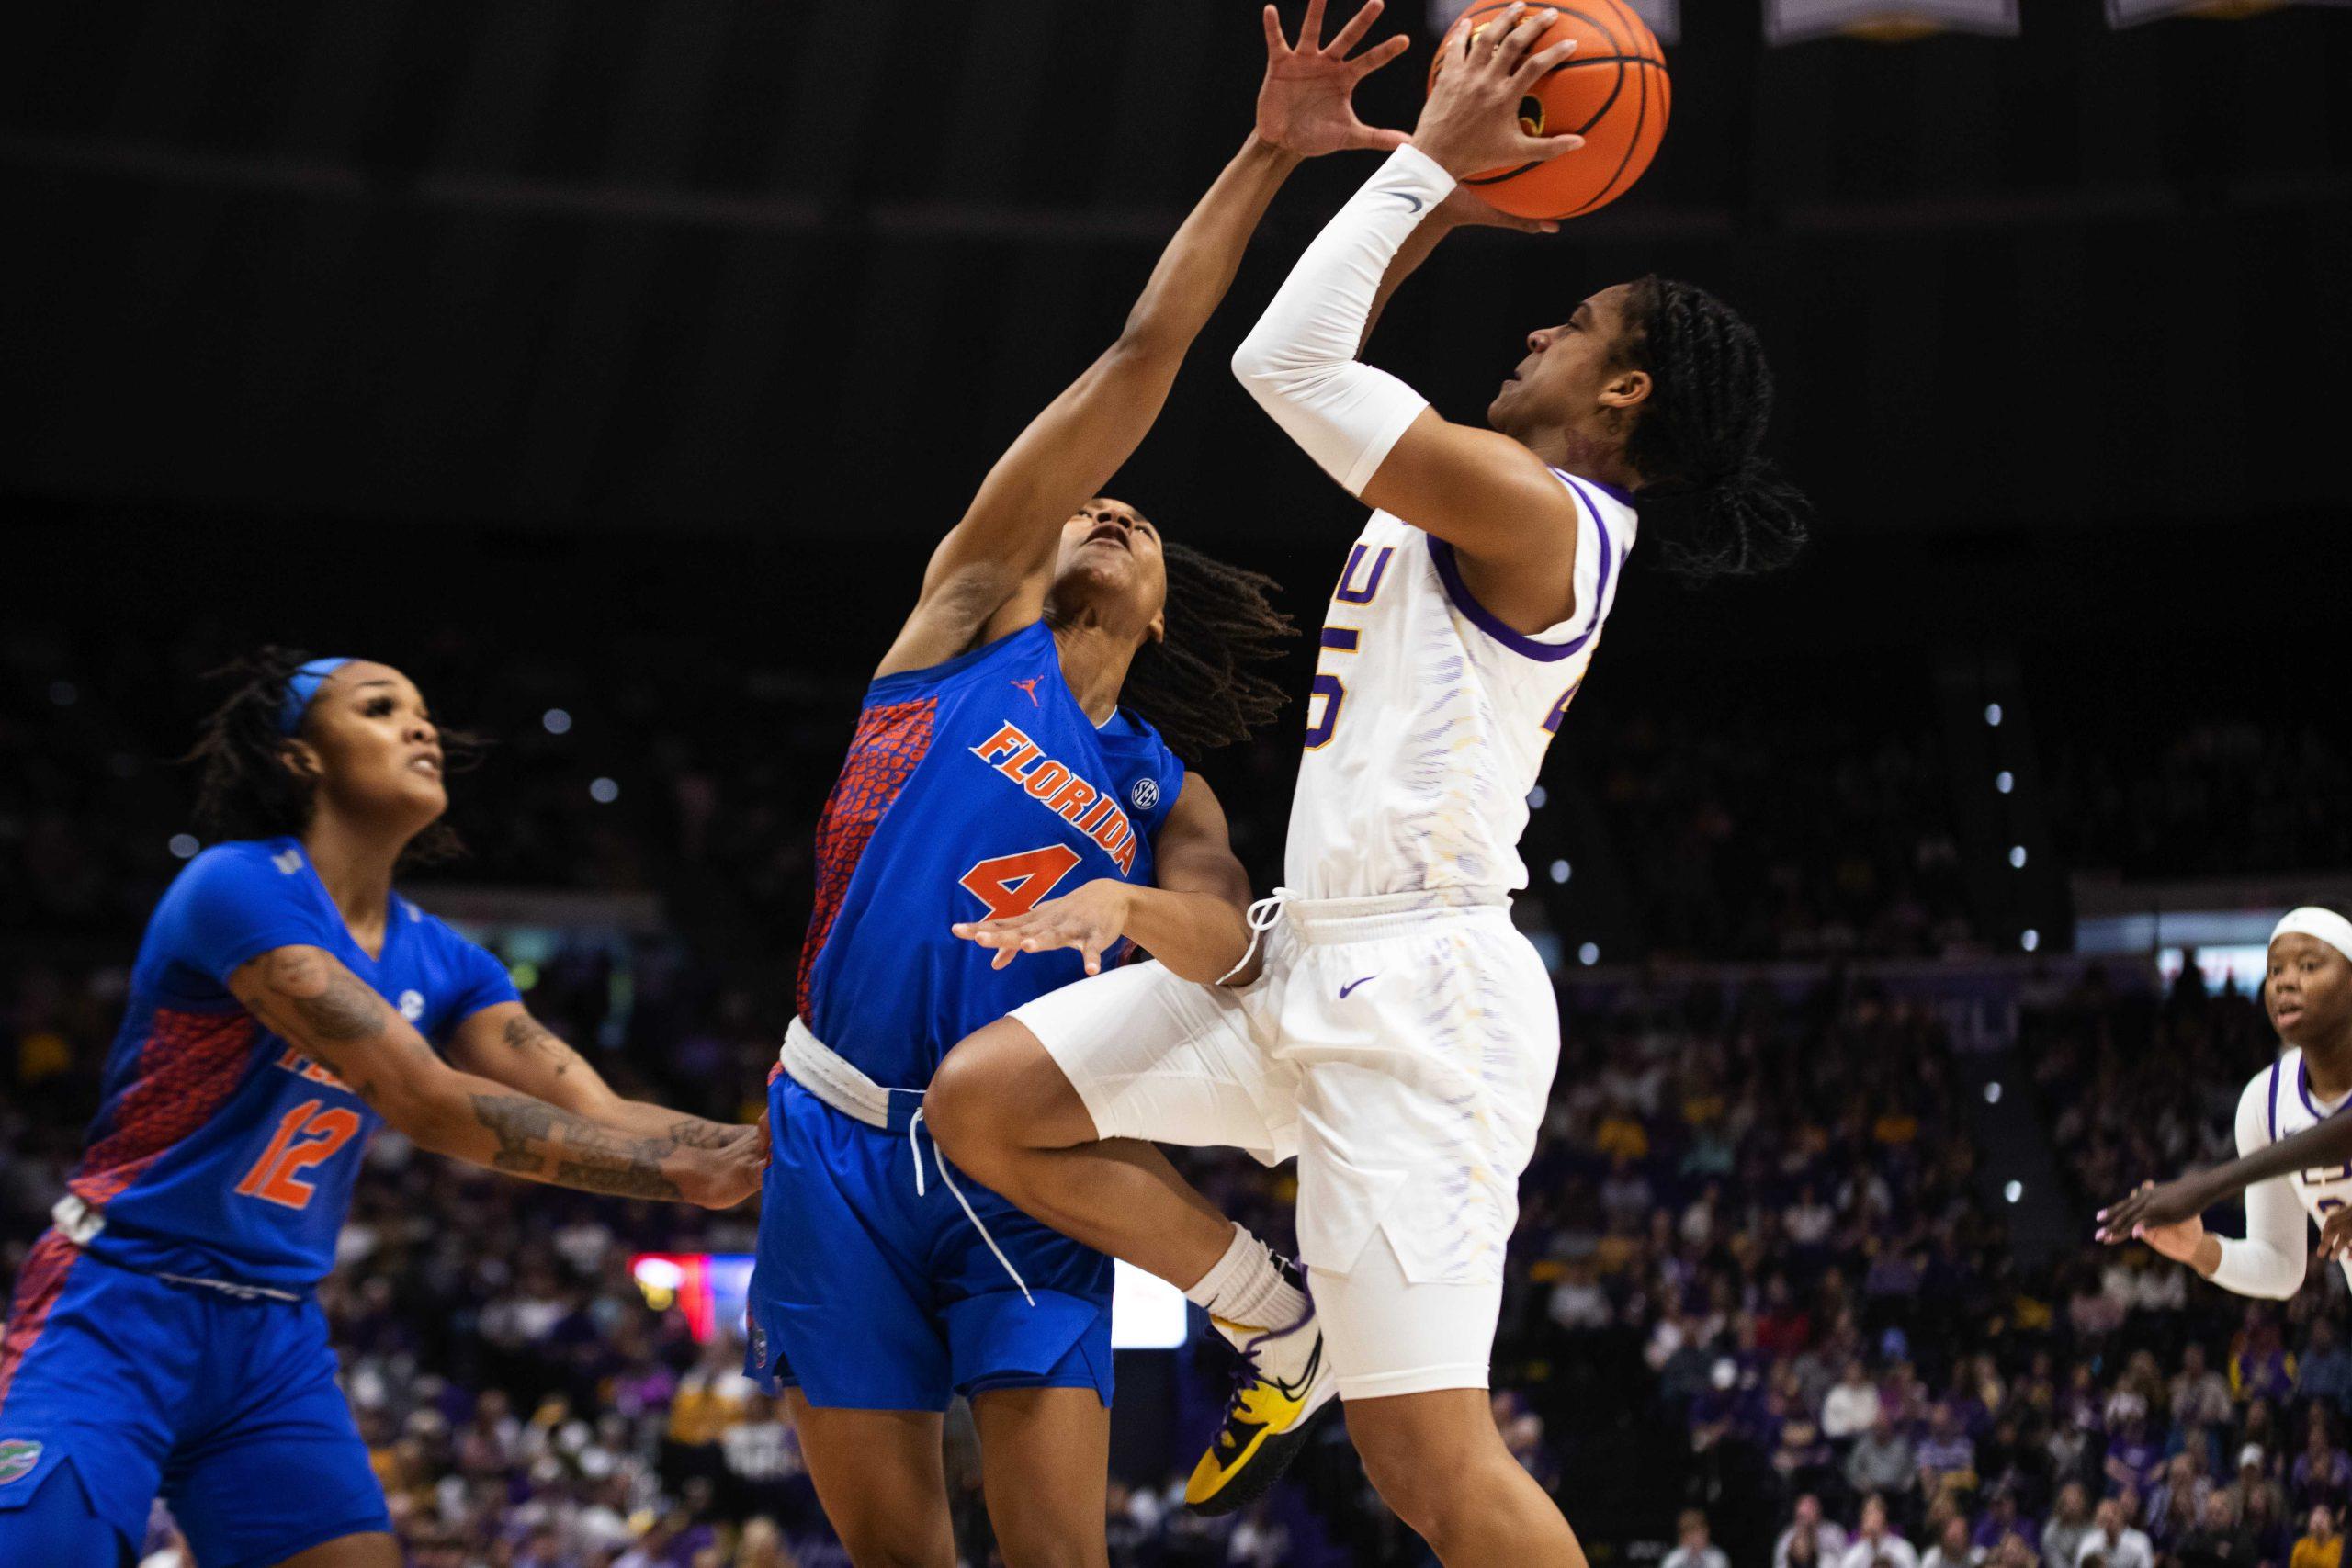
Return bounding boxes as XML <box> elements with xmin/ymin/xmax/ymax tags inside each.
<box><xmin>235</xmin><ymin>1099</ymin><xmax>362</xmax><ymax>1210</ymax></box>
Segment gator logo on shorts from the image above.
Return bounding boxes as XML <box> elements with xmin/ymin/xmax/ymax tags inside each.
<box><xmin>0</xmin><ymin>1439</ymin><xmax>42</xmax><ymax>1485</ymax></box>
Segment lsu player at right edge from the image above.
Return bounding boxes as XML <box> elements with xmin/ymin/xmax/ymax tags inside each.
<box><xmin>926</xmin><ymin>9</ymin><xmax>1810</xmax><ymax>1565</ymax></box>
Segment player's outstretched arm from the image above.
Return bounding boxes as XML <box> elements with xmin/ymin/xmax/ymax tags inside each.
<box><xmin>2098</xmin><ymin>1101</ymin><xmax>2352</xmax><ymax>1242</ymax></box>
<box><xmin>448</xmin><ymin>1000</ymin><xmax>752</xmax><ymax>1148</ymax></box>
<box><xmin>875</xmin><ymin>0</ymin><xmax>1409</xmax><ymax>680</ymax></box>
<box><xmin>952</xmin><ymin>774</ymin><xmax>1253</xmax><ymax>985</ymax></box>
<box><xmin>1232</xmin><ymin>6</ymin><xmax>1589</xmax><ymax>595</ymax></box>
<box><xmin>2101</xmin><ymin>1074</ymin><xmax>2308</xmax><ymax>1299</ymax></box>
<box><xmin>231</xmin><ymin>946</ymin><xmax>763</xmax><ymax>1207</ymax></box>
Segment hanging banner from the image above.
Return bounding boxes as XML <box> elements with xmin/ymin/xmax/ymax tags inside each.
<box><xmin>2109</xmin><ymin>0</ymin><xmax>2344</xmax><ymax>22</ymax></box>
<box><xmin>1429</xmin><ymin>0</ymin><xmax>1681</xmax><ymax>43</ymax></box>
<box><xmin>1765</xmin><ymin>0</ymin><xmax>2019</xmax><ymax>42</ymax></box>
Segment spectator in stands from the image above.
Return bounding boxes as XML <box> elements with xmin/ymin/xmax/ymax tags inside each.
<box><xmin>1922</xmin><ymin>1515</ymin><xmax>1982</xmax><ymax>1568</ymax></box>
<box><xmin>1918</xmin><ymin>1404</ymin><xmax>1980</xmax><ymax>1505</ymax></box>
<box><xmin>2298</xmin><ymin>1416</ymin><xmax>2352</xmax><ymax>1516</ymax></box>
<box><xmin>1664</xmin><ymin>1509</ymin><xmax>1731</xmax><ymax>1568</ymax></box>
<box><xmin>1850</xmin><ymin>1414</ymin><xmax>1919</xmax><ymax>1505</ymax></box>
<box><xmin>2042</xmin><ymin>1483</ymin><xmax>2094</xmax><ymax>1568</ymax></box>
<box><xmin>2077</xmin><ymin>1497</ymin><xmax>2154</xmax><ymax>1568</ymax></box>
<box><xmin>2175</xmin><ymin>1345</ymin><xmax>2235</xmax><ymax>1430</ymax></box>
<box><xmin>2177</xmin><ymin>1485</ymin><xmax>2261</xmax><ymax>1568</ymax></box>
<box><xmin>2305</xmin><ymin>1324</ymin><xmax>2352</xmax><ymax>1416</ymax></box>
<box><xmin>1826</xmin><ymin>1359</ymin><xmax>1884</xmax><ymax>1442</ymax></box>
<box><xmin>1843</xmin><ymin>1495</ymin><xmax>1920</xmax><ymax>1568</ymax></box>
<box><xmin>1973</xmin><ymin>1490</ymin><xmax>2035</xmax><ymax>1555</ymax></box>
<box><xmin>1781</xmin><ymin>1494</ymin><xmax>1852</xmax><ymax>1568</ymax></box>
<box><xmin>2295</xmin><ymin>1506</ymin><xmax>2345</xmax><ymax>1568</ymax></box>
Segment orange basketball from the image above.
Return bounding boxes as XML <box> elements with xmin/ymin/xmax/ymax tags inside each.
<box><xmin>1430</xmin><ymin>1</ymin><xmax>1671</xmax><ymax>220</ymax></box>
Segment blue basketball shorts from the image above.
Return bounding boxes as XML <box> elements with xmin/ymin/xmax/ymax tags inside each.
<box><xmin>745</xmin><ymin>1077</ymin><xmax>1114</xmax><ymax>1412</ymax></box>
<box><xmin>0</xmin><ymin>1233</ymin><xmax>390</xmax><ymax>1568</ymax></box>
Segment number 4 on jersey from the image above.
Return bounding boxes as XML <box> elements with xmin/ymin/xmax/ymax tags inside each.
<box><xmin>959</xmin><ymin>844</ymin><xmax>1083</xmax><ymax>920</ymax></box>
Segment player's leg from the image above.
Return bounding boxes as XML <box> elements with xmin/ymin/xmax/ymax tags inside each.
<box><xmin>0</xmin><ymin>1460</ymin><xmax>135</xmax><ymax>1567</ymax></box>
<box><xmin>925</xmin><ymin>957</ymin><xmax>1327</xmax><ymax>1515</ymax></box>
<box><xmin>0</xmin><ymin>1238</ymin><xmax>182</xmax><ymax>1566</ymax></box>
<box><xmin>1344</xmin><ymin>1388</ymin><xmax>1588</xmax><ymax>1567</ymax></box>
<box><xmin>786</xmin><ymin>1396</ymin><xmax>957</xmax><ymax>1568</ymax></box>
<box><xmin>968</xmin><ymin>1387</ymin><xmax>1112</xmax><ymax>1568</ymax></box>
<box><xmin>924</xmin><ymin>1009</ymin><xmax>1235</xmax><ymax>1287</ymax></box>
<box><xmin>162</xmin><ymin>1292</ymin><xmax>397</xmax><ymax>1568</ymax></box>
<box><xmin>925</xmin><ymin>959</ymin><xmax>1297</xmax><ymax>1308</ymax></box>
<box><xmin>1314</xmin><ymin>1240</ymin><xmax>1586</xmax><ymax>1566</ymax></box>
<box><xmin>748</xmin><ymin>1079</ymin><xmax>964</xmax><ymax>1566</ymax></box>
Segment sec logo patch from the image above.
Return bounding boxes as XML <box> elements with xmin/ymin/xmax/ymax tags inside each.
<box><xmin>398</xmin><ymin>990</ymin><xmax>425</xmax><ymax>1021</ymax></box>
<box><xmin>1130</xmin><ymin>778</ymin><xmax>1159</xmax><ymax>812</ymax></box>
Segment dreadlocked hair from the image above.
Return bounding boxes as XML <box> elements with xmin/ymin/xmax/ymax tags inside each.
<box><xmin>1120</xmin><ymin>542</ymin><xmax>1295</xmax><ymax>760</ymax></box>
<box><xmin>186</xmin><ymin>645</ymin><xmax>477</xmax><ymax>868</ymax></box>
<box><xmin>1617</xmin><ymin>276</ymin><xmax>1811</xmax><ymax>580</ymax></box>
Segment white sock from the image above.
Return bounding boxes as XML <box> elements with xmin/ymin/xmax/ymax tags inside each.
<box><xmin>1184</xmin><ymin>1223</ymin><xmax>1308</xmax><ymax>1342</ymax></box>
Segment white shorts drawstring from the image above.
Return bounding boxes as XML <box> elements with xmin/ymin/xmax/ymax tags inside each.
<box><xmin>1216</xmin><ymin>886</ymin><xmax>1294</xmax><ymax>986</ymax></box>
<box><xmin>909</xmin><ymin>1107</ymin><xmax>1035</xmax><ymax>1306</ymax></box>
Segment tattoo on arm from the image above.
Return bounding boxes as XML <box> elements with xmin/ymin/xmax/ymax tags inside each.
<box><xmin>465</xmin><ymin>1092</ymin><xmax>683</xmax><ymax>1200</ymax></box>
<box><xmin>501</xmin><ymin>1012</ymin><xmax>580</xmax><ymax>1078</ymax></box>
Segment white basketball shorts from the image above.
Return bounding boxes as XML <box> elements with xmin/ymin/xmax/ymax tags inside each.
<box><xmin>1007</xmin><ymin>889</ymin><xmax>1559</xmax><ymax>1400</ymax></box>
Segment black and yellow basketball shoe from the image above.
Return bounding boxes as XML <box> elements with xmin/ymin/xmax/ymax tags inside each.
<box><xmin>1183</xmin><ymin>1266</ymin><xmax>1337</xmax><ymax>1515</ymax></box>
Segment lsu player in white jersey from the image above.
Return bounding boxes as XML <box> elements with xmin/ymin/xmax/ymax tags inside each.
<box><xmin>924</xmin><ymin>10</ymin><xmax>1807</xmax><ymax>1564</ymax></box>
<box><xmin>2098</xmin><ymin>908</ymin><xmax>2352</xmax><ymax>1293</ymax></box>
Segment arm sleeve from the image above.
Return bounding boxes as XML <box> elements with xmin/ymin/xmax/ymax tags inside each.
<box><xmin>161</xmin><ymin>846</ymin><xmax>337</xmax><ymax>986</ymax></box>
<box><xmin>2209</xmin><ymin>1070</ymin><xmax>2311</xmax><ymax>1300</ymax></box>
<box><xmin>1228</xmin><ymin>145</ymin><xmax>1454</xmax><ymax>496</ymax></box>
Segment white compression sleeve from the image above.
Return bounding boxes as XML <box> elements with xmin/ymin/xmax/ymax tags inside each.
<box><xmin>2209</xmin><ymin>1070</ymin><xmax>2309</xmax><ymax>1300</ymax></box>
<box><xmin>1230</xmin><ymin>145</ymin><xmax>1456</xmax><ymax>496</ymax></box>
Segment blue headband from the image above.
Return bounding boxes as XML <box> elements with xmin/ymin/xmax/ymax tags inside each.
<box><xmin>278</xmin><ymin>657</ymin><xmax>355</xmax><ymax>736</ymax></box>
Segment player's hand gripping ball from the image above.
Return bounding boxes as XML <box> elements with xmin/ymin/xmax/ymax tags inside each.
<box><xmin>1430</xmin><ymin>1</ymin><xmax>1670</xmax><ymax>219</ymax></box>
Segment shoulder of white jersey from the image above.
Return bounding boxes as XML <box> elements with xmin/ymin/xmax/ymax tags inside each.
<box><xmin>2241</xmin><ymin>1052</ymin><xmax>2299</xmax><ymax>1145</ymax></box>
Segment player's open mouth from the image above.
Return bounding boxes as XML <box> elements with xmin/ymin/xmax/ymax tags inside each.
<box><xmin>409</xmin><ymin>755</ymin><xmax>443</xmax><ymax>777</ymax></box>
<box><xmin>1084</xmin><ymin>525</ymin><xmax>1130</xmax><ymax>550</ymax></box>
<box><xmin>2276</xmin><ymin>1004</ymin><xmax>2304</xmax><ymax>1028</ymax></box>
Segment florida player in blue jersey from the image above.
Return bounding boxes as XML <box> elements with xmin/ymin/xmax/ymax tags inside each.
<box><xmin>0</xmin><ymin>649</ymin><xmax>765</xmax><ymax>1568</ymax></box>
<box><xmin>741</xmin><ymin>6</ymin><xmax>1419</xmax><ymax>1562</ymax></box>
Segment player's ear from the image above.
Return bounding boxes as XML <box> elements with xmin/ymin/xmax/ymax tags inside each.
<box><xmin>1600</xmin><ymin>368</ymin><xmax>1652</xmax><ymax>412</ymax></box>
<box><xmin>277</xmin><ymin>739</ymin><xmax>322</xmax><ymax>783</ymax></box>
<box><xmin>1146</xmin><ymin>606</ymin><xmax>1167</xmax><ymax>646</ymax></box>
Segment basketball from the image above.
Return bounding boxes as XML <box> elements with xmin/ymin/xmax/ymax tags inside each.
<box><xmin>1430</xmin><ymin>1</ymin><xmax>1671</xmax><ymax>220</ymax></box>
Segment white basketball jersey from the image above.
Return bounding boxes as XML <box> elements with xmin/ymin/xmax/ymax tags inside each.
<box><xmin>2243</xmin><ymin>1050</ymin><xmax>2352</xmax><ymax>1287</ymax></box>
<box><xmin>1283</xmin><ymin>470</ymin><xmax>1638</xmax><ymax>900</ymax></box>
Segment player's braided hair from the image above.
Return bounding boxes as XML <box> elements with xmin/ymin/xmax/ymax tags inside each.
<box><xmin>1120</xmin><ymin>542</ymin><xmax>1295</xmax><ymax>759</ymax></box>
<box><xmin>187</xmin><ymin>645</ymin><xmax>473</xmax><ymax>865</ymax></box>
<box><xmin>1616</xmin><ymin>276</ymin><xmax>1811</xmax><ymax>579</ymax></box>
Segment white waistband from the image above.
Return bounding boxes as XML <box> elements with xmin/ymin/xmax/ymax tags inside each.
<box><xmin>1270</xmin><ymin>886</ymin><xmax>1512</xmax><ymax>942</ymax></box>
<box><xmin>779</xmin><ymin>1016</ymin><xmax>908</xmax><ymax>1130</ymax></box>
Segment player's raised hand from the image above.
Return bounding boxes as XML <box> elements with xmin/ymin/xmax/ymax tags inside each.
<box><xmin>1256</xmin><ymin>0</ymin><xmax>1413</xmax><ymax>159</ymax></box>
<box><xmin>953</xmin><ymin>879</ymin><xmax>1136</xmax><ymax>976</ymax></box>
<box><xmin>1413</xmin><ymin>4</ymin><xmax>1586</xmax><ymax>177</ymax></box>
<box><xmin>2095</xmin><ymin>1174</ymin><xmax>2219</xmax><ymax>1244</ymax></box>
<box><xmin>1429</xmin><ymin>183</ymin><xmax>1559</xmax><ymax>236</ymax></box>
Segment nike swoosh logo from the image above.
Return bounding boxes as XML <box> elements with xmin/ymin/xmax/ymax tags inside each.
<box><xmin>1385</xmin><ymin>190</ymin><xmax>1425</xmax><ymax>213</ymax></box>
<box><xmin>1339</xmin><ymin>976</ymin><xmax>1376</xmax><ymax>998</ymax></box>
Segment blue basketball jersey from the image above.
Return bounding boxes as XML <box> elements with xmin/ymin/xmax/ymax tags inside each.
<box><xmin>795</xmin><ymin>620</ymin><xmax>1186</xmax><ymax>1088</ymax></box>
<box><xmin>62</xmin><ymin>838</ymin><xmax>518</xmax><ymax>1290</ymax></box>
